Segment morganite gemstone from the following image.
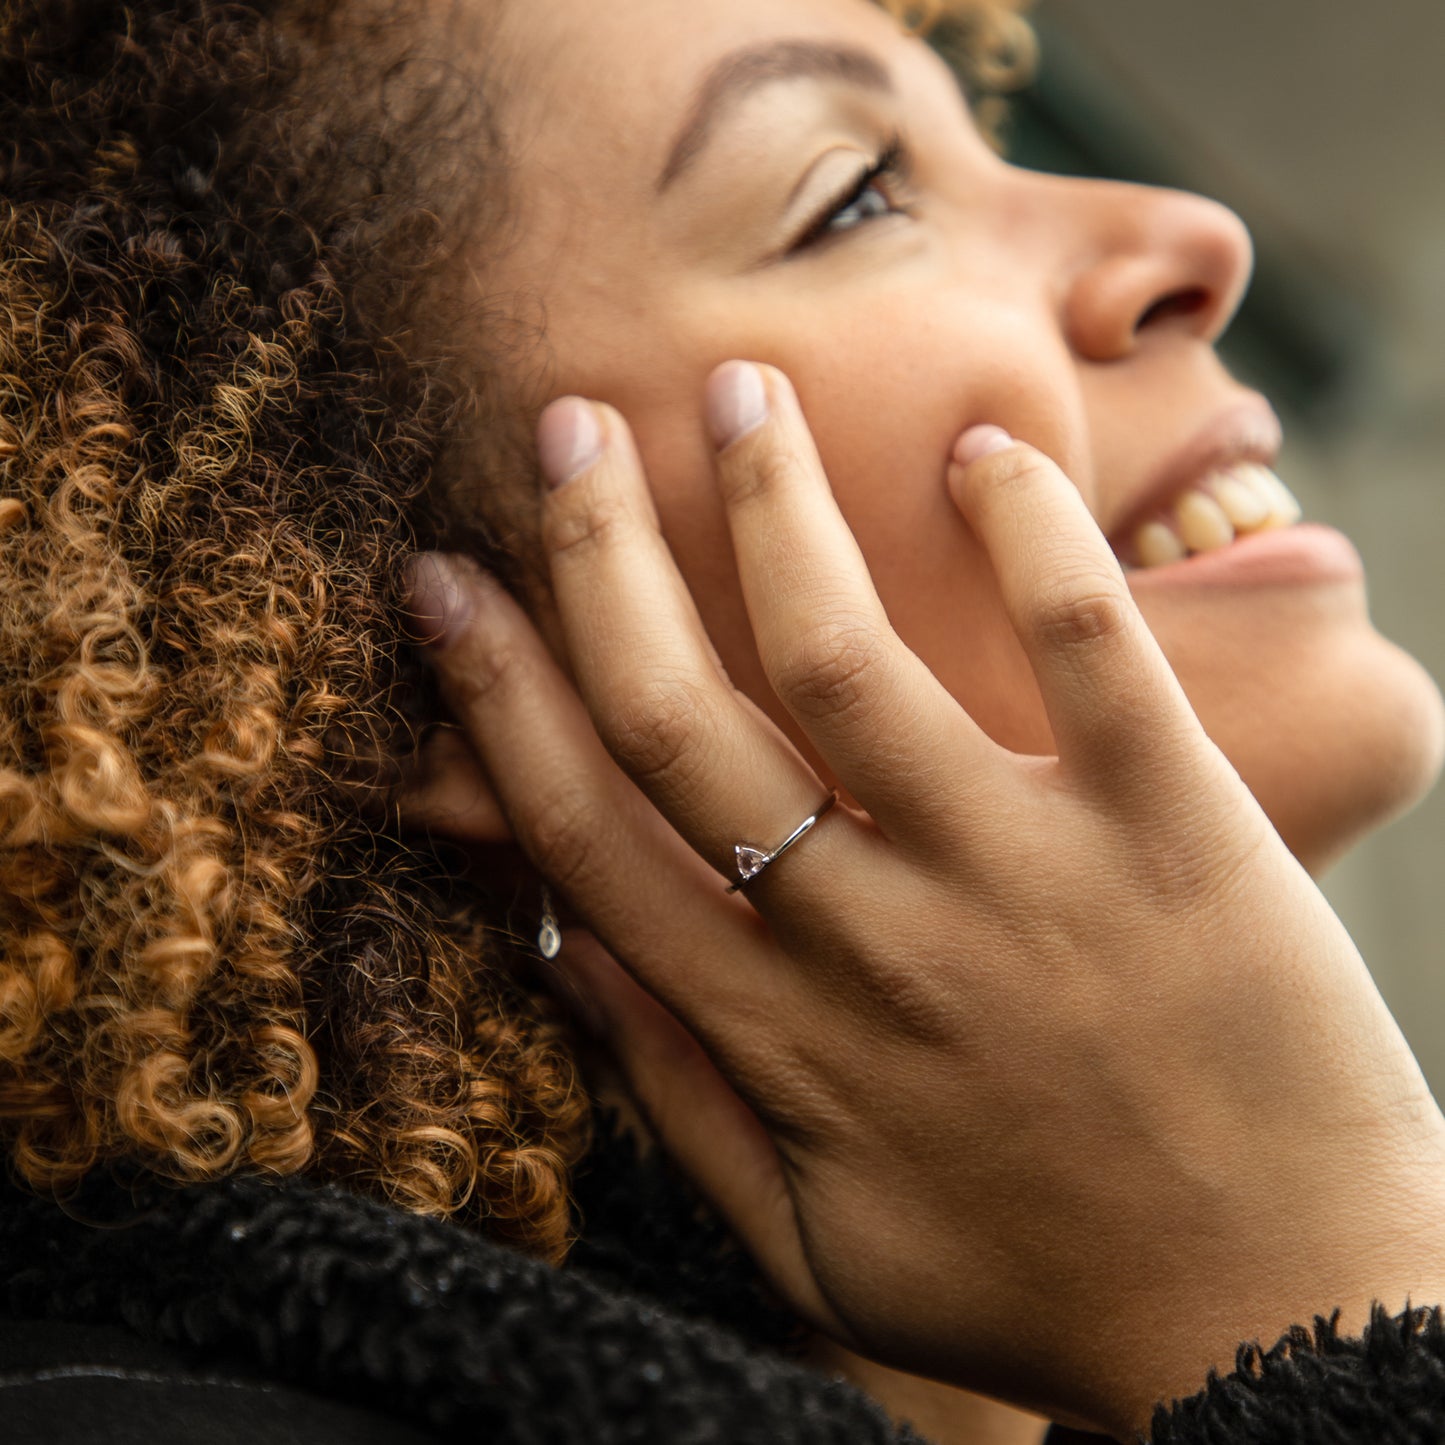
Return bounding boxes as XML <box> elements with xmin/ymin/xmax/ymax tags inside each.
<box><xmin>735</xmin><ymin>844</ymin><xmax>770</xmax><ymax>879</ymax></box>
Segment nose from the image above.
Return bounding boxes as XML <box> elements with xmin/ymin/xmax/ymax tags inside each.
<box><xmin>1049</xmin><ymin>177</ymin><xmax>1255</xmax><ymax>362</ymax></box>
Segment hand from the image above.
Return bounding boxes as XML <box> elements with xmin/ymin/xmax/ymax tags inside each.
<box><xmin>406</xmin><ymin>362</ymin><xmax>1445</xmax><ymax>1435</ymax></box>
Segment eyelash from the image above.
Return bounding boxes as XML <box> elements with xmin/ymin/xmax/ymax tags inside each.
<box><xmin>791</xmin><ymin>134</ymin><xmax>911</xmax><ymax>253</ymax></box>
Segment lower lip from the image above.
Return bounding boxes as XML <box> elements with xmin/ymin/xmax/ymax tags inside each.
<box><xmin>1124</xmin><ymin>523</ymin><xmax>1364</xmax><ymax>590</ymax></box>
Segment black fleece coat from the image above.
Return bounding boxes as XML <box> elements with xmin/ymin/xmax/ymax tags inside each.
<box><xmin>3</xmin><ymin>1131</ymin><xmax>1445</xmax><ymax>1444</ymax></box>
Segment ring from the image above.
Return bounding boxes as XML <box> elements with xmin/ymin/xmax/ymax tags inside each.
<box><xmin>726</xmin><ymin>791</ymin><xmax>838</xmax><ymax>893</ymax></box>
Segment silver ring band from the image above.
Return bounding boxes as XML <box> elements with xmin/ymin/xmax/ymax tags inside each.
<box><xmin>727</xmin><ymin>791</ymin><xmax>839</xmax><ymax>893</ymax></box>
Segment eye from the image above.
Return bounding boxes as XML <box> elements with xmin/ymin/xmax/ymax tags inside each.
<box><xmin>827</xmin><ymin>177</ymin><xmax>894</xmax><ymax>233</ymax></box>
<box><xmin>791</xmin><ymin>136</ymin><xmax>910</xmax><ymax>253</ymax></box>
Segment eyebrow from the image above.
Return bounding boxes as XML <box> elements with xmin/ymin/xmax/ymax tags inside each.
<box><xmin>657</xmin><ymin>40</ymin><xmax>894</xmax><ymax>193</ymax></box>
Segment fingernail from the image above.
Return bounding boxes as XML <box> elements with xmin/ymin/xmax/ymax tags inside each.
<box><xmin>706</xmin><ymin>361</ymin><xmax>770</xmax><ymax>450</ymax></box>
<box><xmin>537</xmin><ymin>397</ymin><xmax>604</xmax><ymax>488</ymax></box>
<box><xmin>402</xmin><ymin>552</ymin><xmax>472</xmax><ymax>651</ymax></box>
<box><xmin>953</xmin><ymin>425</ymin><xmax>1015</xmax><ymax>468</ymax></box>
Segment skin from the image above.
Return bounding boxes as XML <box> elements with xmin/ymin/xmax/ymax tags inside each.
<box><xmin>402</xmin><ymin>0</ymin><xmax>1445</xmax><ymax>1436</ymax></box>
<box><xmin>410</xmin><ymin>392</ymin><xmax>1445</xmax><ymax>1436</ymax></box>
<box><xmin>478</xmin><ymin>0</ymin><xmax>1443</xmax><ymax>872</ymax></box>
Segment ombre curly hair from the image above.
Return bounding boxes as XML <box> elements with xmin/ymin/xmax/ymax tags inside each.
<box><xmin>0</xmin><ymin>0</ymin><xmax>1033</xmax><ymax>1260</ymax></box>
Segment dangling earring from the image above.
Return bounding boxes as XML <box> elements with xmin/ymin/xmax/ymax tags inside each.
<box><xmin>537</xmin><ymin>884</ymin><xmax>562</xmax><ymax>960</ymax></box>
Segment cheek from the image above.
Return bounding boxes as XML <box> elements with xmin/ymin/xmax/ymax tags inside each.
<box><xmin>765</xmin><ymin>308</ymin><xmax>1084</xmax><ymax>753</ymax></box>
<box><xmin>801</xmin><ymin>396</ymin><xmax>1054</xmax><ymax>753</ymax></box>
<box><xmin>620</xmin><ymin>301</ymin><xmax>1085</xmax><ymax>758</ymax></box>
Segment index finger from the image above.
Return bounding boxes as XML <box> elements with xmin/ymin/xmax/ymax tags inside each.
<box><xmin>709</xmin><ymin>362</ymin><xmax>1009</xmax><ymax>840</ymax></box>
<box><xmin>947</xmin><ymin>430</ymin><xmax>1211</xmax><ymax>786</ymax></box>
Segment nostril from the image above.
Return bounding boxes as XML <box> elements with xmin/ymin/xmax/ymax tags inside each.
<box><xmin>1136</xmin><ymin>287</ymin><xmax>1210</xmax><ymax>332</ymax></box>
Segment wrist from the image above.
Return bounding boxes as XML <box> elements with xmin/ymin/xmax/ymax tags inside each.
<box><xmin>1110</xmin><ymin>1211</ymin><xmax>1445</xmax><ymax>1435</ymax></box>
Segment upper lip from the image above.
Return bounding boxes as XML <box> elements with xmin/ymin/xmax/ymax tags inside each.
<box><xmin>1103</xmin><ymin>398</ymin><xmax>1285</xmax><ymax>547</ymax></box>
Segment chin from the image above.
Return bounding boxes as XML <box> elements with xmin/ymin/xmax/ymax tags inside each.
<box><xmin>1182</xmin><ymin>625</ymin><xmax>1445</xmax><ymax>878</ymax></box>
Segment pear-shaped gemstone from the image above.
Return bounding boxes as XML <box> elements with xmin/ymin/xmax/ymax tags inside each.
<box><xmin>734</xmin><ymin>844</ymin><xmax>770</xmax><ymax>881</ymax></box>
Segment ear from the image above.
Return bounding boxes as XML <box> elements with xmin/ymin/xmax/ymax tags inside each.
<box><xmin>396</xmin><ymin>723</ymin><xmax>514</xmax><ymax>844</ymax></box>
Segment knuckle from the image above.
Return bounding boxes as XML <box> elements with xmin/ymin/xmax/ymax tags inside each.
<box><xmin>1152</xmin><ymin>799</ymin><xmax>1269</xmax><ymax>909</ymax></box>
<box><xmin>967</xmin><ymin>449</ymin><xmax>1054</xmax><ymax>515</ymax></box>
<box><xmin>541</xmin><ymin>484</ymin><xmax>630</xmax><ymax>562</ymax></box>
<box><xmin>597</xmin><ymin>673</ymin><xmax>715</xmax><ymax>790</ymax></box>
<box><xmin>771</xmin><ymin>617</ymin><xmax>882</xmax><ymax>721</ymax></box>
<box><xmin>717</xmin><ymin>434</ymin><xmax>798</xmax><ymax>510</ymax></box>
<box><xmin>1031</xmin><ymin>577</ymin><xmax>1132</xmax><ymax>652</ymax></box>
<box><xmin>523</xmin><ymin>786</ymin><xmax>609</xmax><ymax>892</ymax></box>
<box><xmin>444</xmin><ymin>628</ymin><xmax>528</xmax><ymax>713</ymax></box>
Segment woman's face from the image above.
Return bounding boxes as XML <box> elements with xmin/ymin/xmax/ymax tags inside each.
<box><xmin>481</xmin><ymin>0</ymin><xmax>1443</xmax><ymax>873</ymax></box>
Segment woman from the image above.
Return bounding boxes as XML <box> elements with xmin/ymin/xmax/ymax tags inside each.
<box><xmin>3</xmin><ymin>0</ymin><xmax>1445</xmax><ymax>1440</ymax></box>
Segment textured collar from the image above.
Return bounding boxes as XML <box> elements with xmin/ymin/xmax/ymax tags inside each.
<box><xmin>0</xmin><ymin>1169</ymin><xmax>918</xmax><ymax>1443</ymax></box>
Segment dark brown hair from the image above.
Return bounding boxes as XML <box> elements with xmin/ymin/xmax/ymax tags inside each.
<box><xmin>0</xmin><ymin>0</ymin><xmax>1032</xmax><ymax>1256</ymax></box>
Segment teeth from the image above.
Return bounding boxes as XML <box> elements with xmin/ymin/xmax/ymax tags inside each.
<box><xmin>1210</xmin><ymin>473</ymin><xmax>1271</xmax><ymax>531</ymax></box>
<box><xmin>1129</xmin><ymin>463</ymin><xmax>1302</xmax><ymax>569</ymax></box>
<box><xmin>1175</xmin><ymin>491</ymin><xmax>1235</xmax><ymax>552</ymax></box>
<box><xmin>1247</xmin><ymin>463</ymin><xmax>1304</xmax><ymax>527</ymax></box>
<box><xmin>1135</xmin><ymin>520</ymin><xmax>1187</xmax><ymax>569</ymax></box>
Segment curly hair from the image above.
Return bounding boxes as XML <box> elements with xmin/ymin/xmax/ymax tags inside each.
<box><xmin>0</xmin><ymin>0</ymin><xmax>1033</xmax><ymax>1258</ymax></box>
